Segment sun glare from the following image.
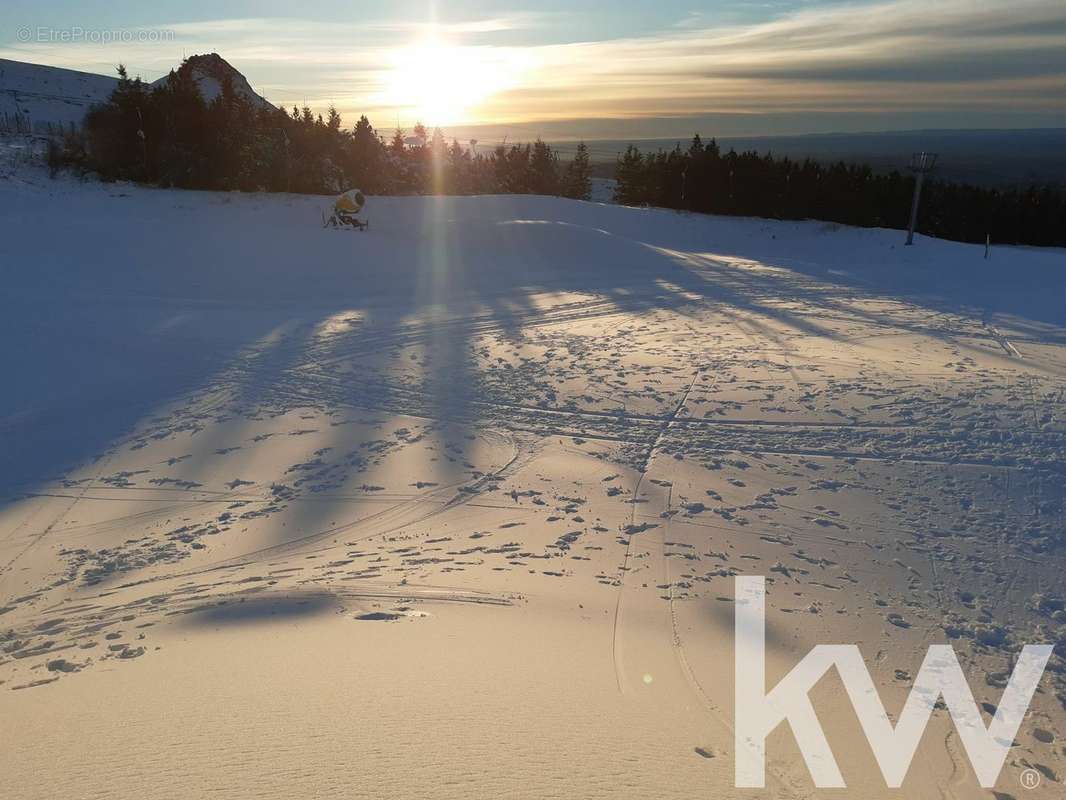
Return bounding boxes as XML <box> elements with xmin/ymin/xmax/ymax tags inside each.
<box><xmin>379</xmin><ymin>36</ymin><xmax>526</xmax><ymax>127</ymax></box>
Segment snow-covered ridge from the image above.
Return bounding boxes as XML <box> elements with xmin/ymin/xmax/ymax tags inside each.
<box><xmin>0</xmin><ymin>58</ymin><xmax>118</xmax><ymax>134</ymax></box>
<box><xmin>0</xmin><ymin>53</ymin><xmax>272</xmax><ymax>134</ymax></box>
<box><xmin>148</xmin><ymin>53</ymin><xmax>273</xmax><ymax>111</ymax></box>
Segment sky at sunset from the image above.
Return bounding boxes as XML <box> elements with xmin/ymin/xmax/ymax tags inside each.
<box><xmin>2</xmin><ymin>0</ymin><xmax>1064</xmax><ymax>140</ymax></box>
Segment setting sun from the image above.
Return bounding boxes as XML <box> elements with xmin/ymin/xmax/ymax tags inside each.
<box><xmin>379</xmin><ymin>36</ymin><xmax>528</xmax><ymax>127</ymax></box>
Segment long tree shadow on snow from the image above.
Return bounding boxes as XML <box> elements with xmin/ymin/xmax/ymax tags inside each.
<box><xmin>4</xmin><ymin>192</ymin><xmax>1064</xmax><ymax>536</ymax></box>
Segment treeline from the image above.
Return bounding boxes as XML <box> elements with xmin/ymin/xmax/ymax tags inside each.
<box><xmin>614</xmin><ymin>136</ymin><xmax>1066</xmax><ymax>247</ymax></box>
<box><xmin>49</xmin><ymin>61</ymin><xmax>1064</xmax><ymax>247</ymax></box>
<box><xmin>48</xmin><ymin>61</ymin><xmax>592</xmax><ymax>200</ymax></box>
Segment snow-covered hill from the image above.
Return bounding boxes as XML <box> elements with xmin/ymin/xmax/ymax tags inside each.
<box><xmin>149</xmin><ymin>53</ymin><xmax>273</xmax><ymax>110</ymax></box>
<box><xmin>0</xmin><ymin>58</ymin><xmax>118</xmax><ymax>134</ymax></box>
<box><xmin>0</xmin><ymin>53</ymin><xmax>272</xmax><ymax>134</ymax></box>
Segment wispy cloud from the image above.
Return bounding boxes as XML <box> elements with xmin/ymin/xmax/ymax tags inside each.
<box><xmin>508</xmin><ymin>0</ymin><xmax>1066</xmax><ymax>120</ymax></box>
<box><xmin>1</xmin><ymin>0</ymin><xmax>1061</xmax><ymax>133</ymax></box>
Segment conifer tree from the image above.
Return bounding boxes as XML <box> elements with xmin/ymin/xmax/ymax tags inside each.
<box><xmin>614</xmin><ymin>145</ymin><xmax>645</xmax><ymax>205</ymax></box>
<box><xmin>562</xmin><ymin>142</ymin><xmax>592</xmax><ymax>200</ymax></box>
<box><xmin>530</xmin><ymin>138</ymin><xmax>558</xmax><ymax>196</ymax></box>
<box><xmin>326</xmin><ymin>106</ymin><xmax>342</xmax><ymax>132</ymax></box>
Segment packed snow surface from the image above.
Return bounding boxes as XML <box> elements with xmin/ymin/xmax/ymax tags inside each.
<box><xmin>1</xmin><ymin>164</ymin><xmax>1065</xmax><ymax>799</ymax></box>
